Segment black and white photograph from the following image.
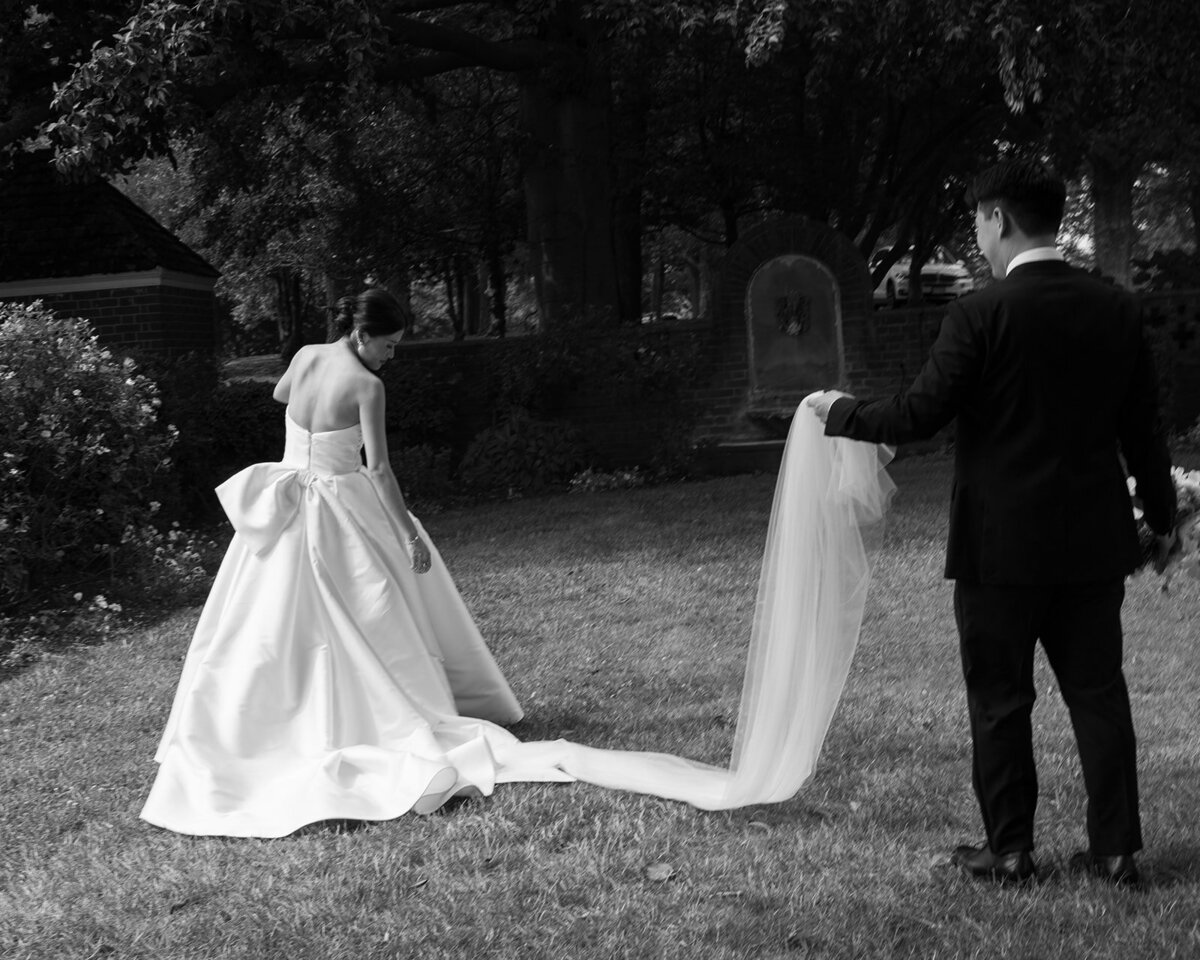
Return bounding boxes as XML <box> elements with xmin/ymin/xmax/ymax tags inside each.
<box><xmin>2</xmin><ymin>2</ymin><xmax>1199</xmax><ymax>958</ymax></box>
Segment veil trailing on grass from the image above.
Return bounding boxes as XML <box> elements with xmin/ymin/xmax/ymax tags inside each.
<box><xmin>512</xmin><ymin>400</ymin><xmax>896</xmax><ymax>809</ymax></box>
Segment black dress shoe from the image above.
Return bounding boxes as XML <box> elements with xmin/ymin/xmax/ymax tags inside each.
<box><xmin>951</xmin><ymin>843</ymin><xmax>1038</xmax><ymax>884</ymax></box>
<box><xmin>1069</xmin><ymin>851</ymin><xmax>1140</xmax><ymax>887</ymax></box>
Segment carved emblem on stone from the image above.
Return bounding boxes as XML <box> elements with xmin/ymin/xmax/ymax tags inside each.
<box><xmin>775</xmin><ymin>290</ymin><xmax>810</xmax><ymax>337</ymax></box>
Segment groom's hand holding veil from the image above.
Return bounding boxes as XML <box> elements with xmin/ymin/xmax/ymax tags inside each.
<box><xmin>806</xmin><ymin>390</ymin><xmax>853</xmax><ymax>425</ymax></box>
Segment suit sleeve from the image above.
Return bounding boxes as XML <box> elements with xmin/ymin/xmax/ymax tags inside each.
<box><xmin>825</xmin><ymin>300</ymin><xmax>984</xmax><ymax>445</ymax></box>
<box><xmin>1118</xmin><ymin>313</ymin><xmax>1176</xmax><ymax>535</ymax></box>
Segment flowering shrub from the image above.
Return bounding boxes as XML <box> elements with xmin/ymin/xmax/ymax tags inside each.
<box><xmin>118</xmin><ymin>505</ymin><xmax>222</xmax><ymax>603</ymax></box>
<box><xmin>0</xmin><ymin>302</ymin><xmax>175</xmax><ymax>601</ymax></box>
<box><xmin>0</xmin><ymin>519</ymin><xmax>221</xmax><ymax>675</ymax></box>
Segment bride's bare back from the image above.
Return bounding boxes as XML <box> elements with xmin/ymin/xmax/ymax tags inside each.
<box><xmin>275</xmin><ymin>341</ymin><xmax>374</xmax><ymax>434</ymax></box>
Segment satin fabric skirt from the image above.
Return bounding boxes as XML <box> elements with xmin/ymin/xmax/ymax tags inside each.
<box><xmin>141</xmin><ymin>465</ymin><xmax>571</xmax><ymax>838</ymax></box>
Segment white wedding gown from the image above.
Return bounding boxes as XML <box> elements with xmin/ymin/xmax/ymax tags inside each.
<box><xmin>142</xmin><ymin>404</ymin><xmax>893</xmax><ymax>837</ymax></box>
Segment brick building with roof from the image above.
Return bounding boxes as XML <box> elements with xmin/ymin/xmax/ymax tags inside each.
<box><xmin>0</xmin><ymin>154</ymin><xmax>219</xmax><ymax>354</ymax></box>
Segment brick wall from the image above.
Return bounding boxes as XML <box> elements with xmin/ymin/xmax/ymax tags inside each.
<box><xmin>7</xmin><ymin>284</ymin><xmax>216</xmax><ymax>354</ymax></box>
<box><xmin>227</xmin><ymin>285</ymin><xmax>1200</xmax><ymax>472</ymax></box>
<box><xmin>688</xmin><ymin>217</ymin><xmax>876</xmax><ymax>450</ymax></box>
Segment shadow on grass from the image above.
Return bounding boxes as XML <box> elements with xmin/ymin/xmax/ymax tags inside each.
<box><xmin>509</xmin><ymin>709</ymin><xmax>615</xmax><ymax>743</ymax></box>
<box><xmin>0</xmin><ymin>598</ymin><xmax>201</xmax><ymax>685</ymax></box>
<box><xmin>1146</xmin><ymin>842</ymin><xmax>1200</xmax><ymax>886</ymax></box>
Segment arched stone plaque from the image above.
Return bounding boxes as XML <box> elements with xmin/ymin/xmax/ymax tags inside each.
<box><xmin>745</xmin><ymin>254</ymin><xmax>843</xmax><ymax>411</ymax></box>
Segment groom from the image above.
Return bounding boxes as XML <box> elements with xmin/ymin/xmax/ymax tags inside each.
<box><xmin>808</xmin><ymin>159</ymin><xmax>1177</xmax><ymax>886</ymax></box>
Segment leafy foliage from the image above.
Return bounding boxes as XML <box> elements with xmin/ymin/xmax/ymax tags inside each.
<box><xmin>115</xmin><ymin>517</ymin><xmax>221</xmax><ymax>603</ymax></box>
<box><xmin>10</xmin><ymin>0</ymin><xmax>1199</xmax><ymax>329</ymax></box>
<box><xmin>383</xmin><ymin>357</ymin><xmax>465</xmax><ymax>450</ymax></box>
<box><xmin>457</xmin><ymin>410</ymin><xmax>588</xmax><ymax>495</ymax></box>
<box><xmin>0</xmin><ymin>302</ymin><xmax>175</xmax><ymax>602</ymax></box>
<box><xmin>173</xmin><ymin>379</ymin><xmax>286</xmax><ymax>520</ymax></box>
<box><xmin>1133</xmin><ymin>251</ymin><xmax>1200</xmax><ymax>293</ymax></box>
<box><xmin>389</xmin><ymin>444</ymin><xmax>454</xmax><ymax>513</ymax></box>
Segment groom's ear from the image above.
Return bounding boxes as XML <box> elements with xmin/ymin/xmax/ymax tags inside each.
<box><xmin>995</xmin><ymin>203</ymin><xmax>1020</xmax><ymax>239</ymax></box>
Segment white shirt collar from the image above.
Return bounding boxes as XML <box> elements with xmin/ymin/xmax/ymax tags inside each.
<box><xmin>1005</xmin><ymin>246</ymin><xmax>1064</xmax><ymax>276</ymax></box>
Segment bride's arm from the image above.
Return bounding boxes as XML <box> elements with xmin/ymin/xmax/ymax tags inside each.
<box><xmin>359</xmin><ymin>378</ymin><xmax>432</xmax><ymax>573</ymax></box>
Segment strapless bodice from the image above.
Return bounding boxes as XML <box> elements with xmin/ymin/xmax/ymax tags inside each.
<box><xmin>281</xmin><ymin>413</ymin><xmax>363</xmax><ymax>476</ymax></box>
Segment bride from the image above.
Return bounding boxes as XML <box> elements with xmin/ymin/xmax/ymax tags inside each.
<box><xmin>142</xmin><ymin>287</ymin><xmax>894</xmax><ymax>837</ymax></box>
<box><xmin>142</xmin><ymin>288</ymin><xmax>567</xmax><ymax>837</ymax></box>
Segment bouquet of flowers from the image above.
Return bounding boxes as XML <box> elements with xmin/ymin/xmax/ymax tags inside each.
<box><xmin>1131</xmin><ymin>467</ymin><xmax>1200</xmax><ymax>589</ymax></box>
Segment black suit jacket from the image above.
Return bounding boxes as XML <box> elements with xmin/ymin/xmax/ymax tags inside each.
<box><xmin>826</xmin><ymin>260</ymin><xmax>1176</xmax><ymax>584</ymax></box>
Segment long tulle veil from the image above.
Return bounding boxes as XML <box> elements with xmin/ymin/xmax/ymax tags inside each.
<box><xmin>520</xmin><ymin>399</ymin><xmax>896</xmax><ymax>809</ymax></box>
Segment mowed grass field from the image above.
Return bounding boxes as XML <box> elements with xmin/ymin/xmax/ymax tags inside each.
<box><xmin>2</xmin><ymin>453</ymin><xmax>1198</xmax><ymax>960</ymax></box>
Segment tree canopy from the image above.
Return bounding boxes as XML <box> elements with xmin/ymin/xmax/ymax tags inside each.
<box><xmin>3</xmin><ymin>0</ymin><xmax>1198</xmax><ymax>340</ymax></box>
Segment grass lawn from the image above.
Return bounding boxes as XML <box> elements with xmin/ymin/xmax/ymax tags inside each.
<box><xmin>2</xmin><ymin>453</ymin><xmax>1198</xmax><ymax>960</ymax></box>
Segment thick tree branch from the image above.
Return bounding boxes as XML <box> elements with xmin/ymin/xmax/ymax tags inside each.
<box><xmin>179</xmin><ymin>12</ymin><xmax>551</xmax><ymax>114</ymax></box>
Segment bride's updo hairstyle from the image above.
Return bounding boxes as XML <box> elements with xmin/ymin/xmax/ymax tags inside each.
<box><xmin>328</xmin><ymin>287</ymin><xmax>413</xmax><ymax>342</ymax></box>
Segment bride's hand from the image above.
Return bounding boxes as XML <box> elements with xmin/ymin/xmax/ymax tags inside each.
<box><xmin>409</xmin><ymin>535</ymin><xmax>432</xmax><ymax>575</ymax></box>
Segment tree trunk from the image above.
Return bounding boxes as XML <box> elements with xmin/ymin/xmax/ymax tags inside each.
<box><xmin>273</xmin><ymin>266</ymin><xmax>307</xmax><ymax>361</ymax></box>
<box><xmin>905</xmin><ymin>257</ymin><xmax>925</xmax><ymax>306</ymax></box>
<box><xmin>322</xmin><ymin>272</ymin><xmax>353</xmax><ymax>341</ymax></box>
<box><xmin>487</xmin><ymin>242</ymin><xmax>508</xmax><ymax>337</ymax></box>
<box><xmin>611</xmin><ymin>47</ymin><xmax>650</xmax><ymax>325</ymax></box>
<box><xmin>1188</xmin><ymin>171</ymin><xmax>1200</xmax><ymax>255</ymax></box>
<box><xmin>462</xmin><ymin>258</ymin><xmax>484</xmax><ymax>336</ymax></box>
<box><xmin>721</xmin><ymin>199</ymin><xmax>739</xmax><ymax>246</ymax></box>
<box><xmin>1090</xmin><ymin>153</ymin><xmax>1138</xmax><ymax>287</ymax></box>
<box><xmin>684</xmin><ymin>247</ymin><xmax>714</xmax><ymax>319</ymax></box>
<box><xmin>518</xmin><ymin>12</ymin><xmax>621</xmax><ymax>328</ymax></box>
<box><xmin>650</xmin><ymin>255</ymin><xmax>664</xmax><ymax>321</ymax></box>
<box><xmin>445</xmin><ymin>261</ymin><xmax>463</xmax><ymax>340</ymax></box>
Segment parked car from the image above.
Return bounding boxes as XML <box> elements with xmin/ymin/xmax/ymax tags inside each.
<box><xmin>871</xmin><ymin>246</ymin><xmax>975</xmax><ymax>308</ymax></box>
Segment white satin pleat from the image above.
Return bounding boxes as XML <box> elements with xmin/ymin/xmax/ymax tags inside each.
<box><xmin>142</xmin><ymin>405</ymin><xmax>893</xmax><ymax>836</ymax></box>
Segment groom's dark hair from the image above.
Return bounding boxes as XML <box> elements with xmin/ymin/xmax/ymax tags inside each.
<box><xmin>966</xmin><ymin>159</ymin><xmax>1066</xmax><ymax>237</ymax></box>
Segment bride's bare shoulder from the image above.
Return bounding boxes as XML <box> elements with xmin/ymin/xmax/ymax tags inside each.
<box><xmin>284</xmin><ymin>343</ymin><xmax>327</xmax><ymax>373</ymax></box>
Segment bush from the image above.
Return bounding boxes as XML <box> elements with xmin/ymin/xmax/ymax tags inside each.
<box><xmin>458</xmin><ymin>410</ymin><xmax>588</xmax><ymax>495</ymax></box>
<box><xmin>0</xmin><ymin>302</ymin><xmax>175</xmax><ymax>602</ymax></box>
<box><xmin>116</xmin><ymin>514</ymin><xmax>222</xmax><ymax>605</ymax></box>
<box><xmin>153</xmin><ymin>377</ymin><xmax>284</xmax><ymax>522</ymax></box>
<box><xmin>390</xmin><ymin>444</ymin><xmax>454</xmax><ymax>512</ymax></box>
<box><xmin>383</xmin><ymin>359</ymin><xmax>462</xmax><ymax>448</ymax></box>
<box><xmin>481</xmin><ymin>324</ymin><xmax>702</xmax><ymax>477</ymax></box>
<box><xmin>1133</xmin><ymin>250</ymin><xmax>1200</xmax><ymax>292</ymax></box>
<box><xmin>125</xmin><ymin>349</ymin><xmax>223</xmax><ymax>520</ymax></box>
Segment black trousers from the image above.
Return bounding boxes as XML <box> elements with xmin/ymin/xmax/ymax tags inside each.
<box><xmin>953</xmin><ymin>579</ymin><xmax>1141</xmax><ymax>856</ymax></box>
